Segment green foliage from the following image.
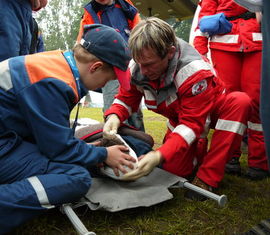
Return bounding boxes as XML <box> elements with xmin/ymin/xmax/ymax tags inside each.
<box><xmin>167</xmin><ymin>18</ymin><xmax>193</xmax><ymax>42</ymax></box>
<box><xmin>35</xmin><ymin>0</ymin><xmax>90</xmax><ymax>50</ymax></box>
<box><xmin>15</xmin><ymin>108</ymin><xmax>270</xmax><ymax>235</ymax></box>
<box><xmin>35</xmin><ymin>0</ymin><xmax>193</xmax><ymax>51</ymax></box>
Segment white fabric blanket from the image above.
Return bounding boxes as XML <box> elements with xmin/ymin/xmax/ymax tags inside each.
<box><xmin>79</xmin><ymin>168</ymin><xmax>181</xmax><ymax>212</ymax></box>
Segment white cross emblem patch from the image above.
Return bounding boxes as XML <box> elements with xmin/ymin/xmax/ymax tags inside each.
<box><xmin>192</xmin><ymin>79</ymin><xmax>207</xmax><ymax>95</ymax></box>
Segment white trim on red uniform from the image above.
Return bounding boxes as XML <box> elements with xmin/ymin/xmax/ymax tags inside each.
<box><xmin>173</xmin><ymin>124</ymin><xmax>196</xmax><ymax>145</ymax></box>
<box><xmin>248</xmin><ymin>121</ymin><xmax>263</xmax><ymax>132</ymax></box>
<box><xmin>174</xmin><ymin>60</ymin><xmax>212</xmax><ymax>89</ymax></box>
<box><xmin>167</xmin><ymin>121</ymin><xmax>196</xmax><ymax>145</ymax></box>
<box><xmin>210</xmin><ymin>34</ymin><xmax>239</xmax><ymax>43</ymax></box>
<box><xmin>252</xmin><ymin>32</ymin><xmax>262</xmax><ymax>41</ymax></box>
<box><xmin>215</xmin><ymin>119</ymin><xmax>246</xmax><ymax>135</ymax></box>
<box><xmin>113</xmin><ymin>98</ymin><xmax>132</xmax><ymax>115</ymax></box>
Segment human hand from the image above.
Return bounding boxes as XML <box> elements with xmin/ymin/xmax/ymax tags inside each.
<box><xmin>103</xmin><ymin>114</ymin><xmax>120</xmax><ymax>136</ymax></box>
<box><xmin>121</xmin><ymin>151</ymin><xmax>163</xmax><ymax>181</ymax></box>
<box><xmin>105</xmin><ymin>145</ymin><xmax>136</xmax><ymax>176</ymax></box>
<box><xmin>30</xmin><ymin>0</ymin><xmax>48</xmax><ymax>11</ymax></box>
<box><xmin>256</xmin><ymin>12</ymin><xmax>262</xmax><ymax>24</ymax></box>
<box><xmin>87</xmin><ymin>141</ymin><xmax>101</xmax><ymax>146</ymax></box>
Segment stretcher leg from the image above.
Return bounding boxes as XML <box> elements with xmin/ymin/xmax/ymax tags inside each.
<box><xmin>61</xmin><ymin>204</ymin><xmax>96</xmax><ymax>235</ymax></box>
<box><xmin>170</xmin><ymin>177</ymin><xmax>228</xmax><ymax>207</ymax></box>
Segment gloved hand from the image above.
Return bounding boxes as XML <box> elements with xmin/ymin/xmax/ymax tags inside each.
<box><xmin>121</xmin><ymin>151</ymin><xmax>163</xmax><ymax>181</ymax></box>
<box><xmin>103</xmin><ymin>114</ymin><xmax>120</xmax><ymax>136</ymax></box>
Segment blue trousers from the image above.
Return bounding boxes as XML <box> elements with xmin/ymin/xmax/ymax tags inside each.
<box><xmin>0</xmin><ymin>0</ymin><xmax>33</xmax><ymax>62</ymax></box>
<box><xmin>0</xmin><ymin>133</ymin><xmax>91</xmax><ymax>234</ymax></box>
<box><xmin>102</xmin><ymin>80</ymin><xmax>145</xmax><ymax>131</ymax></box>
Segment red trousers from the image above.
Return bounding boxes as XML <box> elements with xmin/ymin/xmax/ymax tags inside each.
<box><xmin>211</xmin><ymin>49</ymin><xmax>268</xmax><ymax>171</ymax></box>
<box><xmin>162</xmin><ymin>92</ymin><xmax>251</xmax><ymax>187</ymax></box>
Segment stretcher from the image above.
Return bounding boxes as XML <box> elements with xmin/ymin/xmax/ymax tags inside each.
<box><xmin>60</xmin><ymin>168</ymin><xmax>227</xmax><ymax>235</ymax></box>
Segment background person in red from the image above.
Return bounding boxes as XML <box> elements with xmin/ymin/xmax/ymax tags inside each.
<box><xmin>193</xmin><ymin>0</ymin><xmax>268</xmax><ymax>179</ymax></box>
<box><xmin>77</xmin><ymin>0</ymin><xmax>145</xmax><ymax>132</ymax></box>
<box><xmin>103</xmin><ymin>17</ymin><xmax>251</xmax><ymax>201</ymax></box>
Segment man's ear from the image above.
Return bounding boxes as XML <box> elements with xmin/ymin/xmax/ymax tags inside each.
<box><xmin>168</xmin><ymin>46</ymin><xmax>176</xmax><ymax>60</ymax></box>
<box><xmin>89</xmin><ymin>61</ymin><xmax>103</xmax><ymax>73</ymax></box>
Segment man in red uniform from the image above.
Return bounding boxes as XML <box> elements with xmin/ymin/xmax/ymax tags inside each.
<box><xmin>193</xmin><ymin>0</ymin><xmax>269</xmax><ymax>179</ymax></box>
<box><xmin>103</xmin><ymin>17</ymin><xmax>251</xmax><ymax>200</ymax></box>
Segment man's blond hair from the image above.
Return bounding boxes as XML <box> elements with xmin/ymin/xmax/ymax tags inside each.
<box><xmin>128</xmin><ymin>17</ymin><xmax>177</xmax><ymax>61</ymax></box>
<box><xmin>73</xmin><ymin>44</ymin><xmax>112</xmax><ymax>71</ymax></box>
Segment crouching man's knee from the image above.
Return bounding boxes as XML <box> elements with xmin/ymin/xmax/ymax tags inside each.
<box><xmin>229</xmin><ymin>91</ymin><xmax>252</xmax><ymax>116</ymax></box>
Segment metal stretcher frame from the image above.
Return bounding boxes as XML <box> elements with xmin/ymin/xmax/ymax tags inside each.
<box><xmin>61</xmin><ymin>176</ymin><xmax>227</xmax><ymax>235</ymax></box>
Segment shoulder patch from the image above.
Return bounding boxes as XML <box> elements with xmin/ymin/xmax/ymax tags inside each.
<box><xmin>192</xmin><ymin>79</ymin><xmax>207</xmax><ymax>95</ymax></box>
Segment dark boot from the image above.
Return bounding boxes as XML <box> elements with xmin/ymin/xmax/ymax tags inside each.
<box><xmin>241</xmin><ymin>218</ymin><xmax>270</xmax><ymax>235</ymax></box>
<box><xmin>184</xmin><ymin>176</ymin><xmax>213</xmax><ymax>201</ymax></box>
<box><xmin>245</xmin><ymin>167</ymin><xmax>270</xmax><ymax>180</ymax></box>
<box><xmin>225</xmin><ymin>157</ymin><xmax>241</xmax><ymax>176</ymax></box>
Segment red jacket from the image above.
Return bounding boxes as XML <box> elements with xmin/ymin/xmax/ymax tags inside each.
<box><xmin>193</xmin><ymin>0</ymin><xmax>262</xmax><ymax>55</ymax></box>
<box><xmin>105</xmin><ymin>38</ymin><xmax>225</xmax><ymax>162</ymax></box>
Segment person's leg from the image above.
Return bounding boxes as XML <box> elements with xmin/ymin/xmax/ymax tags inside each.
<box><xmin>127</xmin><ymin>105</ymin><xmax>145</xmax><ymax>131</ymax></box>
<box><xmin>242</xmin><ymin>51</ymin><xmax>269</xmax><ymax>178</ymax></box>
<box><xmin>241</xmin><ymin>2</ymin><xmax>270</xmax><ymax>234</ymax></box>
<box><xmin>197</xmin><ymin>91</ymin><xmax>251</xmax><ymax>187</ymax></box>
<box><xmin>102</xmin><ymin>80</ymin><xmax>145</xmax><ymax>131</ymax></box>
<box><xmin>0</xmin><ymin>140</ymin><xmax>91</xmax><ymax>233</ymax></box>
<box><xmin>102</xmin><ymin>80</ymin><xmax>119</xmax><ymax>113</ymax></box>
<box><xmin>162</xmin><ymin>129</ymin><xmax>197</xmax><ymax>178</ymax></box>
<box><xmin>211</xmin><ymin>49</ymin><xmax>243</xmax><ymax>92</ymax></box>
<box><xmin>261</xmin><ymin>0</ymin><xmax>270</xmax><ymax>170</ymax></box>
<box><xmin>211</xmin><ymin>49</ymin><xmax>244</xmax><ymax>174</ymax></box>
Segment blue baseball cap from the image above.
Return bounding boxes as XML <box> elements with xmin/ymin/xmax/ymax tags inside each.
<box><xmin>80</xmin><ymin>24</ymin><xmax>131</xmax><ymax>89</ymax></box>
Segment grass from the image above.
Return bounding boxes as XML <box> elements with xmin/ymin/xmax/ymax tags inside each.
<box><xmin>14</xmin><ymin>107</ymin><xmax>270</xmax><ymax>235</ymax></box>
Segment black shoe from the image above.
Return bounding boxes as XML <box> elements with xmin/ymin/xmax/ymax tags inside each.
<box><xmin>245</xmin><ymin>167</ymin><xmax>270</xmax><ymax>180</ymax></box>
<box><xmin>184</xmin><ymin>176</ymin><xmax>213</xmax><ymax>201</ymax></box>
<box><xmin>241</xmin><ymin>218</ymin><xmax>270</xmax><ymax>235</ymax></box>
<box><xmin>225</xmin><ymin>157</ymin><xmax>241</xmax><ymax>176</ymax></box>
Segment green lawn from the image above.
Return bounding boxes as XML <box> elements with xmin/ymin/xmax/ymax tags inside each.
<box><xmin>14</xmin><ymin>107</ymin><xmax>270</xmax><ymax>235</ymax></box>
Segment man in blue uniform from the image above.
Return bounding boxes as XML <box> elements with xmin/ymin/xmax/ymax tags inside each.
<box><xmin>0</xmin><ymin>24</ymin><xmax>135</xmax><ymax>233</ymax></box>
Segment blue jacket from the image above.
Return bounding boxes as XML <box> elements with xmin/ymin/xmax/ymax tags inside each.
<box><xmin>0</xmin><ymin>50</ymin><xmax>107</xmax><ymax>166</ymax></box>
<box><xmin>77</xmin><ymin>0</ymin><xmax>140</xmax><ymax>42</ymax></box>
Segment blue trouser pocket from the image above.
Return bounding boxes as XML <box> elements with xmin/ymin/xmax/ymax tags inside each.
<box><xmin>0</xmin><ymin>132</ymin><xmax>48</xmax><ymax>184</ymax></box>
<box><xmin>0</xmin><ymin>131</ymin><xmax>22</xmax><ymax>156</ymax></box>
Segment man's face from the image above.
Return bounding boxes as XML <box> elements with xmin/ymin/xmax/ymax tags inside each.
<box><xmin>136</xmin><ymin>47</ymin><xmax>174</xmax><ymax>81</ymax></box>
<box><xmin>95</xmin><ymin>0</ymin><xmax>114</xmax><ymax>5</ymax></box>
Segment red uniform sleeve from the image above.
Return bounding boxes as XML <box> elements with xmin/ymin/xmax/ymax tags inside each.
<box><xmin>193</xmin><ymin>0</ymin><xmax>218</xmax><ymax>55</ymax></box>
<box><xmin>104</xmin><ymin>84</ymin><xmax>143</xmax><ymax>122</ymax></box>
